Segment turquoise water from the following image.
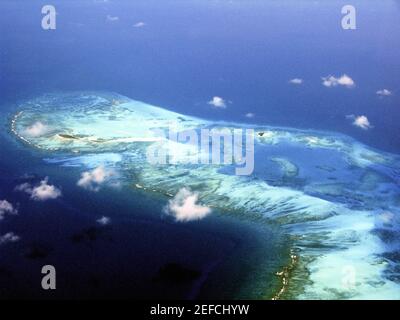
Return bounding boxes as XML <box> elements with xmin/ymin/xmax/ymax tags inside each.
<box><xmin>6</xmin><ymin>91</ymin><xmax>400</xmax><ymax>299</ymax></box>
<box><xmin>1</xmin><ymin>0</ymin><xmax>400</xmax><ymax>300</ymax></box>
<box><xmin>0</xmin><ymin>94</ymin><xmax>289</xmax><ymax>299</ymax></box>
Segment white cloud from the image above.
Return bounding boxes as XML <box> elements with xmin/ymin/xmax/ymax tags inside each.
<box><xmin>77</xmin><ymin>166</ymin><xmax>113</xmax><ymax>191</ymax></box>
<box><xmin>208</xmin><ymin>96</ymin><xmax>227</xmax><ymax>108</ymax></box>
<box><xmin>352</xmin><ymin>115</ymin><xmax>373</xmax><ymax>130</ymax></box>
<box><xmin>16</xmin><ymin>178</ymin><xmax>62</xmax><ymax>201</ymax></box>
<box><xmin>164</xmin><ymin>188</ymin><xmax>211</xmax><ymax>222</ymax></box>
<box><xmin>245</xmin><ymin>113</ymin><xmax>255</xmax><ymax>118</ymax></box>
<box><xmin>289</xmin><ymin>78</ymin><xmax>303</xmax><ymax>85</ymax></box>
<box><xmin>0</xmin><ymin>232</ymin><xmax>20</xmax><ymax>245</ymax></box>
<box><xmin>31</xmin><ymin>179</ymin><xmax>62</xmax><ymax>200</ymax></box>
<box><xmin>106</xmin><ymin>15</ymin><xmax>119</xmax><ymax>22</ymax></box>
<box><xmin>322</xmin><ymin>74</ymin><xmax>355</xmax><ymax>88</ymax></box>
<box><xmin>376</xmin><ymin>89</ymin><xmax>392</xmax><ymax>96</ymax></box>
<box><xmin>24</xmin><ymin>121</ymin><xmax>48</xmax><ymax>137</ymax></box>
<box><xmin>97</xmin><ymin>216</ymin><xmax>111</xmax><ymax>225</ymax></box>
<box><xmin>133</xmin><ymin>21</ymin><xmax>146</xmax><ymax>28</ymax></box>
<box><xmin>379</xmin><ymin>211</ymin><xmax>394</xmax><ymax>224</ymax></box>
<box><xmin>14</xmin><ymin>183</ymin><xmax>31</xmax><ymax>193</ymax></box>
<box><xmin>0</xmin><ymin>200</ymin><xmax>18</xmax><ymax>220</ymax></box>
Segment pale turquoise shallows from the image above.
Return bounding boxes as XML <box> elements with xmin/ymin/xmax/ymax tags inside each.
<box><xmin>12</xmin><ymin>92</ymin><xmax>400</xmax><ymax>299</ymax></box>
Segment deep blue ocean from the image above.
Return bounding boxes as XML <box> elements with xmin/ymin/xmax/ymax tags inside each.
<box><xmin>0</xmin><ymin>0</ymin><xmax>399</xmax><ymax>299</ymax></box>
<box><xmin>2</xmin><ymin>0</ymin><xmax>400</xmax><ymax>151</ymax></box>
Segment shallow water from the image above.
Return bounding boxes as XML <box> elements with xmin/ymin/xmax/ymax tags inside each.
<box><xmin>0</xmin><ymin>97</ymin><xmax>289</xmax><ymax>299</ymax></box>
<box><xmin>4</xmin><ymin>91</ymin><xmax>400</xmax><ymax>299</ymax></box>
<box><xmin>1</xmin><ymin>0</ymin><xmax>400</xmax><ymax>300</ymax></box>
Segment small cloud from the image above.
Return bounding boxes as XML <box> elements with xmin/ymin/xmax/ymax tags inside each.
<box><xmin>31</xmin><ymin>179</ymin><xmax>62</xmax><ymax>200</ymax></box>
<box><xmin>208</xmin><ymin>96</ymin><xmax>227</xmax><ymax>108</ymax></box>
<box><xmin>289</xmin><ymin>78</ymin><xmax>303</xmax><ymax>85</ymax></box>
<box><xmin>376</xmin><ymin>89</ymin><xmax>392</xmax><ymax>96</ymax></box>
<box><xmin>24</xmin><ymin>121</ymin><xmax>49</xmax><ymax>137</ymax></box>
<box><xmin>0</xmin><ymin>232</ymin><xmax>20</xmax><ymax>245</ymax></box>
<box><xmin>96</xmin><ymin>216</ymin><xmax>111</xmax><ymax>226</ymax></box>
<box><xmin>14</xmin><ymin>182</ymin><xmax>31</xmax><ymax>193</ymax></box>
<box><xmin>133</xmin><ymin>21</ymin><xmax>146</xmax><ymax>28</ymax></box>
<box><xmin>379</xmin><ymin>211</ymin><xmax>394</xmax><ymax>224</ymax></box>
<box><xmin>77</xmin><ymin>166</ymin><xmax>113</xmax><ymax>191</ymax></box>
<box><xmin>106</xmin><ymin>15</ymin><xmax>119</xmax><ymax>22</ymax></box>
<box><xmin>322</xmin><ymin>74</ymin><xmax>355</xmax><ymax>88</ymax></box>
<box><xmin>0</xmin><ymin>200</ymin><xmax>18</xmax><ymax>220</ymax></box>
<box><xmin>245</xmin><ymin>113</ymin><xmax>255</xmax><ymax>118</ymax></box>
<box><xmin>16</xmin><ymin>178</ymin><xmax>62</xmax><ymax>201</ymax></box>
<box><xmin>164</xmin><ymin>188</ymin><xmax>211</xmax><ymax>222</ymax></box>
<box><xmin>352</xmin><ymin>115</ymin><xmax>373</xmax><ymax>130</ymax></box>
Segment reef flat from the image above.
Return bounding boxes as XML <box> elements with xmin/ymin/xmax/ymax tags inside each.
<box><xmin>11</xmin><ymin>92</ymin><xmax>400</xmax><ymax>299</ymax></box>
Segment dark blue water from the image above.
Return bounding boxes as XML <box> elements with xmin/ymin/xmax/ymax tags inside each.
<box><xmin>0</xmin><ymin>0</ymin><xmax>399</xmax><ymax>299</ymax></box>
<box><xmin>0</xmin><ymin>99</ymin><xmax>289</xmax><ymax>299</ymax></box>
<box><xmin>1</xmin><ymin>0</ymin><xmax>399</xmax><ymax>152</ymax></box>
<box><xmin>0</xmin><ymin>112</ymin><xmax>288</xmax><ymax>298</ymax></box>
